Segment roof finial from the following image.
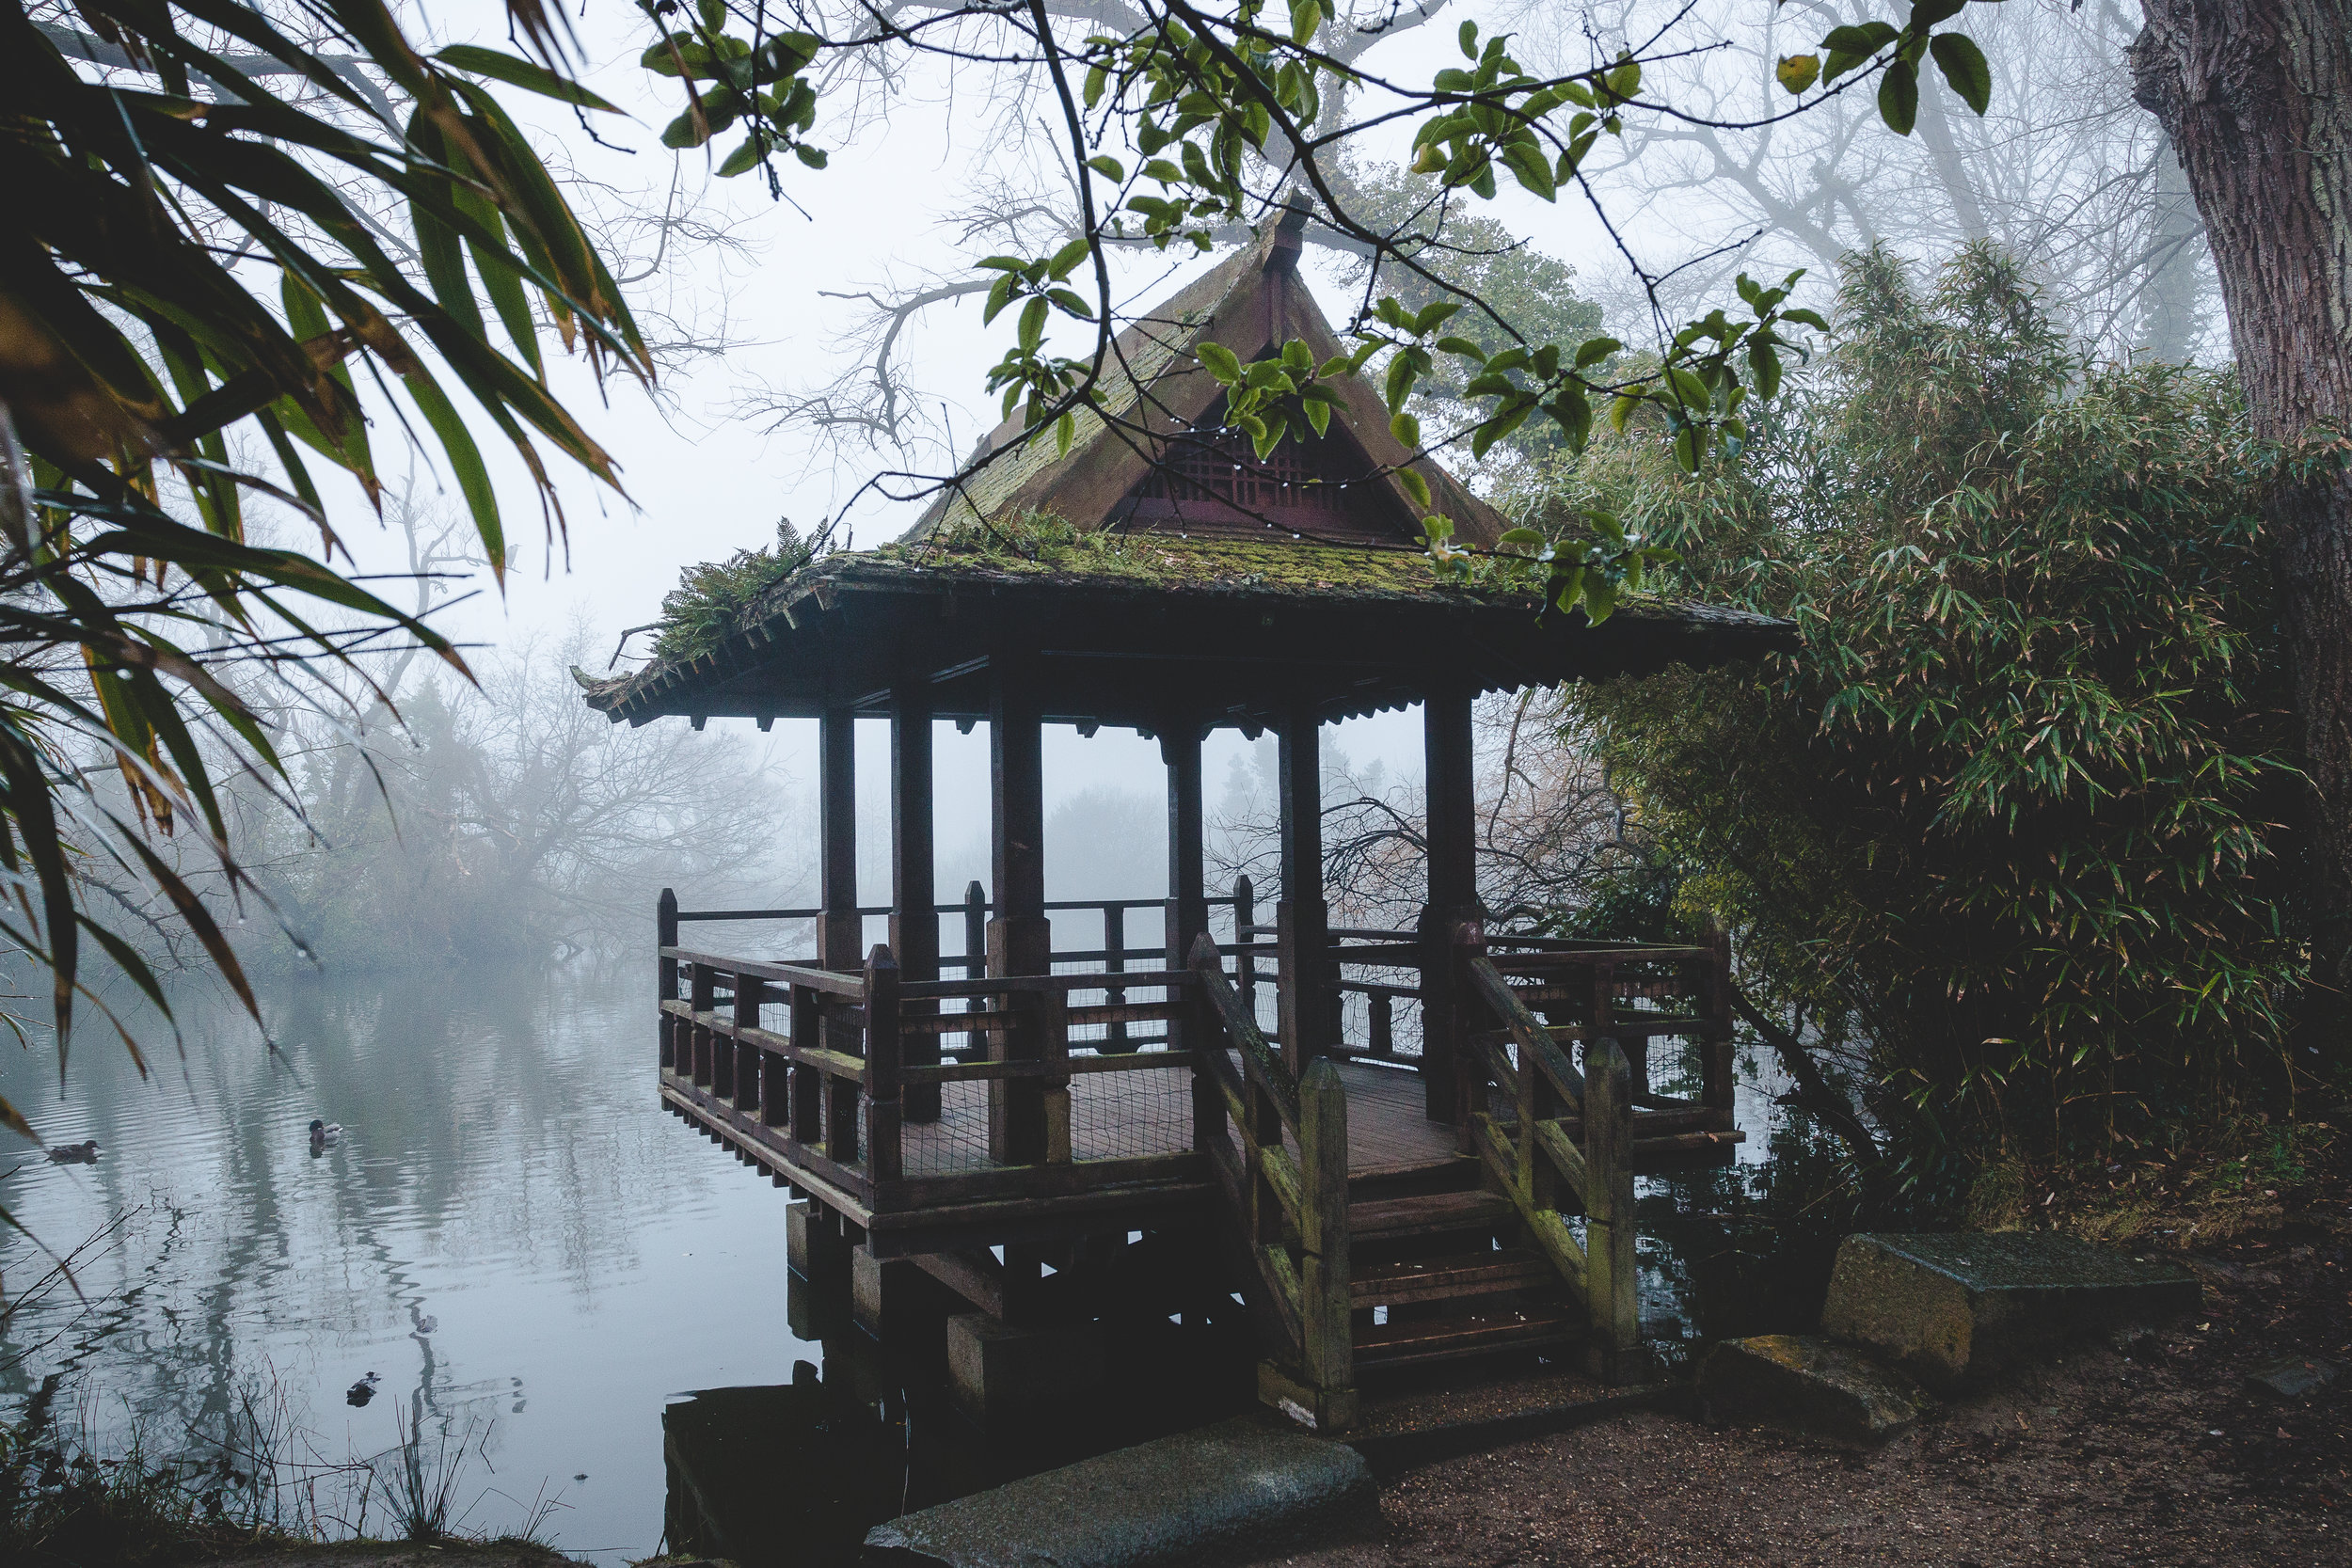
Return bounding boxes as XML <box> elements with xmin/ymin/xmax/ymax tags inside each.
<box><xmin>1265</xmin><ymin>198</ymin><xmax>1309</xmax><ymax>274</ymax></box>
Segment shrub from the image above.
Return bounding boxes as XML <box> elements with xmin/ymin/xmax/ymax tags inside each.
<box><xmin>1550</xmin><ymin>244</ymin><xmax>2307</xmax><ymax>1179</ymax></box>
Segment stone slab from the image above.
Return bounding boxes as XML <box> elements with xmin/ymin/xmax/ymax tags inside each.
<box><xmin>945</xmin><ymin>1312</ymin><xmax>1106</xmax><ymax>1427</ymax></box>
<box><xmin>1820</xmin><ymin>1232</ymin><xmax>2201</xmax><ymax>1390</ymax></box>
<box><xmin>862</xmin><ymin>1416</ymin><xmax>1377</xmax><ymax>1568</ymax></box>
<box><xmin>2247</xmin><ymin>1354</ymin><xmax>2342</xmax><ymax>1400</ymax></box>
<box><xmin>1695</xmin><ymin>1335</ymin><xmax>1929</xmax><ymax>1448</ymax></box>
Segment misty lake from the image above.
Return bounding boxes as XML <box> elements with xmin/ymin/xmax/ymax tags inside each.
<box><xmin>0</xmin><ymin>962</ymin><xmax>1811</xmax><ymax>1565</ymax></box>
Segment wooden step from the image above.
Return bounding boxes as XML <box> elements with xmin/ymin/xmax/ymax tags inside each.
<box><xmin>1348</xmin><ymin>1189</ymin><xmax>1517</xmax><ymax>1243</ymax></box>
<box><xmin>1350</xmin><ymin>1247</ymin><xmax>1555</xmax><ymax>1308</ymax></box>
<box><xmin>1353</xmin><ymin>1306</ymin><xmax>1581</xmax><ymax>1370</ymax></box>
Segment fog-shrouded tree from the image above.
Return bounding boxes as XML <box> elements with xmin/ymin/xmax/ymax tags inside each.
<box><xmin>1504</xmin><ymin>0</ymin><xmax>2218</xmax><ymax>363</ymax></box>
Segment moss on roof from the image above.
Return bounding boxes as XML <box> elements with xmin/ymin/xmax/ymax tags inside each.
<box><xmin>861</xmin><ymin>513</ymin><xmax>1510</xmax><ymax>599</ymax></box>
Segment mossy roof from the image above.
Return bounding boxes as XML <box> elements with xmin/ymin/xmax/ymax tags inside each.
<box><xmin>582</xmin><ymin>531</ymin><xmax>1793</xmax><ymax>728</ymax></box>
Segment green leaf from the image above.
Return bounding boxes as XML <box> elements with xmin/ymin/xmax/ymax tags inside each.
<box><xmin>1056</xmin><ymin>411</ymin><xmax>1076</xmax><ymax>457</ymax></box>
<box><xmin>1930</xmin><ymin>32</ymin><xmax>1993</xmax><ymax>116</ymax></box>
<box><xmin>1086</xmin><ymin>154</ymin><xmax>1125</xmax><ymax>181</ymax></box>
<box><xmin>1049</xmin><ymin>237</ymin><xmax>1092</xmax><ymax>278</ymax></box>
<box><xmin>435</xmin><ymin>45</ymin><xmax>622</xmax><ymax>111</ymax></box>
<box><xmin>1018</xmin><ymin>296</ymin><xmax>1048</xmax><ymax>354</ymax></box>
<box><xmin>1398</xmin><ymin>467</ymin><xmax>1432</xmax><ymax>508</ymax></box>
<box><xmin>403</xmin><ymin>369</ymin><xmax>503</xmax><ymax>578</ymax></box>
<box><xmin>1502</xmin><ymin>142</ymin><xmax>1557</xmax><ymax>201</ymax></box>
<box><xmin>1047</xmin><ymin>288</ymin><xmax>1095</xmax><ymax>320</ymax></box>
<box><xmin>793</xmin><ymin>144</ymin><xmax>829</xmax><ymax>169</ymax></box>
<box><xmin>1197</xmin><ymin>341</ymin><xmax>1243</xmax><ymax>382</ymax></box>
<box><xmin>1391</xmin><ymin>411</ymin><xmax>1421</xmax><ymax>447</ymax></box>
<box><xmin>1458</xmin><ymin>19</ymin><xmax>1479</xmax><ymax>57</ymax></box>
<box><xmin>1084</xmin><ymin>64</ymin><xmax>1109</xmax><ymax>109</ymax></box>
<box><xmin>1303</xmin><ymin>397</ymin><xmax>1330</xmax><ymax>437</ymax></box>
<box><xmin>1878</xmin><ymin>58</ymin><xmax>1920</xmax><ymax>135</ymax></box>
<box><xmin>716</xmin><ymin>132</ymin><xmax>768</xmax><ymax>178</ymax></box>
<box><xmin>1436</xmin><ymin>336</ymin><xmax>1487</xmax><ymax>362</ymax></box>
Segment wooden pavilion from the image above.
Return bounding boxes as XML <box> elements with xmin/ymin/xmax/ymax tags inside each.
<box><xmin>587</xmin><ymin>214</ymin><xmax>1795</xmax><ymax>1430</ymax></box>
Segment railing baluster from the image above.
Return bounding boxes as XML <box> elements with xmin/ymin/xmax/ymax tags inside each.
<box><xmin>690</xmin><ymin>962</ymin><xmax>716</xmax><ymax>1087</ymax></box>
<box><xmin>866</xmin><ymin>946</ymin><xmax>902</xmax><ymax>1184</ymax></box>
<box><xmin>1103</xmin><ymin>903</ymin><xmax>1127</xmax><ymax>1049</ymax></box>
<box><xmin>1369</xmin><ymin>990</ymin><xmax>1393</xmax><ymax>1058</ymax></box>
<box><xmin>734</xmin><ymin>974</ymin><xmax>763</xmax><ymax>1113</ymax></box>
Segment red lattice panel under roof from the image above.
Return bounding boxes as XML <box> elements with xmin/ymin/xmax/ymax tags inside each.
<box><xmin>1122</xmin><ymin>424</ymin><xmax>1406</xmax><ymax>538</ymax></box>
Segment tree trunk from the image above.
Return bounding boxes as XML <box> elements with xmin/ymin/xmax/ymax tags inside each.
<box><xmin>2132</xmin><ymin>1</ymin><xmax>2352</xmax><ymax>1008</ymax></box>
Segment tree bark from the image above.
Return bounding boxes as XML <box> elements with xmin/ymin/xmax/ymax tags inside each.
<box><xmin>2131</xmin><ymin>0</ymin><xmax>2352</xmax><ymax>1001</ymax></box>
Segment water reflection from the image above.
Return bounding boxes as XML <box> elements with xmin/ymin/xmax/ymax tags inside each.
<box><xmin>1</xmin><ymin>965</ymin><xmax>804</xmax><ymax>1562</ymax></box>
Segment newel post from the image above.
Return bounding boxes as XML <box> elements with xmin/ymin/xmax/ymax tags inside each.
<box><xmin>1298</xmin><ymin>1057</ymin><xmax>1356</xmax><ymax>1431</ymax></box>
<box><xmin>1582</xmin><ymin>1029</ymin><xmax>1643</xmax><ymax>1385</ymax></box>
<box><xmin>1446</xmin><ymin>918</ymin><xmax>1487</xmax><ymax>1153</ymax></box>
<box><xmin>866</xmin><ymin>945</ymin><xmax>903</xmax><ymax>1186</ymax></box>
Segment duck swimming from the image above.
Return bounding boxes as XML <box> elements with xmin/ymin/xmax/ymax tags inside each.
<box><xmin>308</xmin><ymin>1119</ymin><xmax>341</xmax><ymax>1144</ymax></box>
<box><xmin>346</xmin><ymin>1372</ymin><xmax>380</xmax><ymax>1407</ymax></box>
<box><xmin>45</xmin><ymin>1139</ymin><xmax>99</xmax><ymax>1164</ymax></box>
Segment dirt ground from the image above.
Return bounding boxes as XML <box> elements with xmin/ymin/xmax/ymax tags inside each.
<box><xmin>1287</xmin><ymin>1216</ymin><xmax>2352</xmax><ymax>1567</ymax></box>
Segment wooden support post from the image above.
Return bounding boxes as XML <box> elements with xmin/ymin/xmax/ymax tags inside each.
<box><xmin>733</xmin><ymin>975</ymin><xmax>763</xmax><ymax>1113</ymax></box>
<box><xmin>1040</xmin><ymin>990</ymin><xmax>1072</xmax><ymax>1164</ymax></box>
<box><xmin>1298</xmin><ymin>1058</ymin><xmax>1356</xmax><ymax>1430</ymax></box>
<box><xmin>1232</xmin><ymin>874</ymin><xmax>1258</xmax><ymax>1019</ymax></box>
<box><xmin>960</xmin><ymin>879</ymin><xmax>989</xmax><ymax>1058</ymax></box>
<box><xmin>1160</xmin><ymin>721</ymin><xmax>1210</xmax><ymax>990</ymax></box>
<box><xmin>1103</xmin><ymin>903</ymin><xmax>1128</xmax><ymax>1049</ymax></box>
<box><xmin>1275</xmin><ymin>700</ymin><xmax>1331</xmax><ymax>1074</ymax></box>
<box><xmin>790</xmin><ymin>983</ymin><xmax>824</xmax><ymax>1148</ymax></box>
<box><xmin>866</xmin><ymin>945</ymin><xmax>903</xmax><ymax>1184</ymax></box>
<box><xmin>891</xmin><ymin>681</ymin><xmax>942</xmax><ymax>1122</ymax></box>
<box><xmin>690</xmin><ymin>963</ymin><xmax>716</xmax><ymax>1087</ymax></box>
<box><xmin>658</xmin><ymin>887</ymin><xmax>678</xmax><ymax>1067</ymax></box>
<box><xmin>818</xmin><ymin>707</ymin><xmax>860</xmax><ymax>969</ymax></box>
<box><xmin>1448</xmin><ymin>921</ymin><xmax>1487</xmax><ymax>1154</ymax></box>
<box><xmin>988</xmin><ymin>659</ymin><xmax>1051</xmax><ymax>1164</ymax></box>
<box><xmin>1704</xmin><ymin>920</ymin><xmax>1735</xmax><ymax>1130</ymax></box>
<box><xmin>1582</xmin><ymin>1034</ymin><xmax>1642</xmax><ymax>1385</ymax></box>
<box><xmin>1369</xmin><ymin>992</ymin><xmax>1394</xmax><ymax>1059</ymax></box>
<box><xmin>1419</xmin><ymin>683</ymin><xmax>1477</xmax><ymax>1120</ymax></box>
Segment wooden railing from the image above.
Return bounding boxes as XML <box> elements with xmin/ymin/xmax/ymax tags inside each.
<box><xmin>1449</xmin><ymin>923</ymin><xmax>1738</xmax><ymax>1381</ymax></box>
<box><xmin>656</xmin><ymin>942</ymin><xmax>1209</xmax><ymax>1234</ymax></box>
<box><xmin>1186</xmin><ymin>932</ymin><xmax>1356</xmax><ymax>1431</ymax></box>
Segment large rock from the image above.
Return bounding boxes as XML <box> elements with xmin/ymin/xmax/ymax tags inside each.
<box><xmin>862</xmin><ymin>1417</ymin><xmax>1376</xmax><ymax>1568</ymax></box>
<box><xmin>1820</xmin><ymin>1232</ymin><xmax>2201</xmax><ymax>1390</ymax></box>
<box><xmin>1696</xmin><ymin>1335</ymin><xmax>1929</xmax><ymax>1448</ymax></box>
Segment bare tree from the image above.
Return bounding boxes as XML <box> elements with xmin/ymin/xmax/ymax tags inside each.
<box><xmin>1525</xmin><ymin>0</ymin><xmax>2219</xmax><ymax>360</ymax></box>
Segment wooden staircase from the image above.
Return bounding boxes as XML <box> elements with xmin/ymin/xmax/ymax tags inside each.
<box><xmin>1348</xmin><ymin>1176</ymin><xmax>1582</xmax><ymax>1373</ymax></box>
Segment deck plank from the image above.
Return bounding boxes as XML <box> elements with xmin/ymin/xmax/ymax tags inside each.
<box><xmin>897</xmin><ymin>1054</ymin><xmax>1451</xmax><ymax>1176</ymax></box>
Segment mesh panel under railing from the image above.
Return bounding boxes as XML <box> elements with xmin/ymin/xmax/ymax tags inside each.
<box><xmin>902</xmin><ymin>1081</ymin><xmax>998</xmax><ymax>1175</ymax></box>
<box><xmin>1069</xmin><ymin>1059</ymin><xmax>1194</xmax><ymax>1161</ymax></box>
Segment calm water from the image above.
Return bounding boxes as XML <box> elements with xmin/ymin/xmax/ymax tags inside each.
<box><xmin>1</xmin><ymin>962</ymin><xmax>1821</xmax><ymax>1563</ymax></box>
<box><xmin>0</xmin><ymin>966</ymin><xmax>809</xmax><ymax>1561</ymax></box>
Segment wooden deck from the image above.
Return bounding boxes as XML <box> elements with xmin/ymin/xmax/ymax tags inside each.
<box><xmin>900</xmin><ymin>1053</ymin><xmax>1454</xmax><ymax>1178</ymax></box>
